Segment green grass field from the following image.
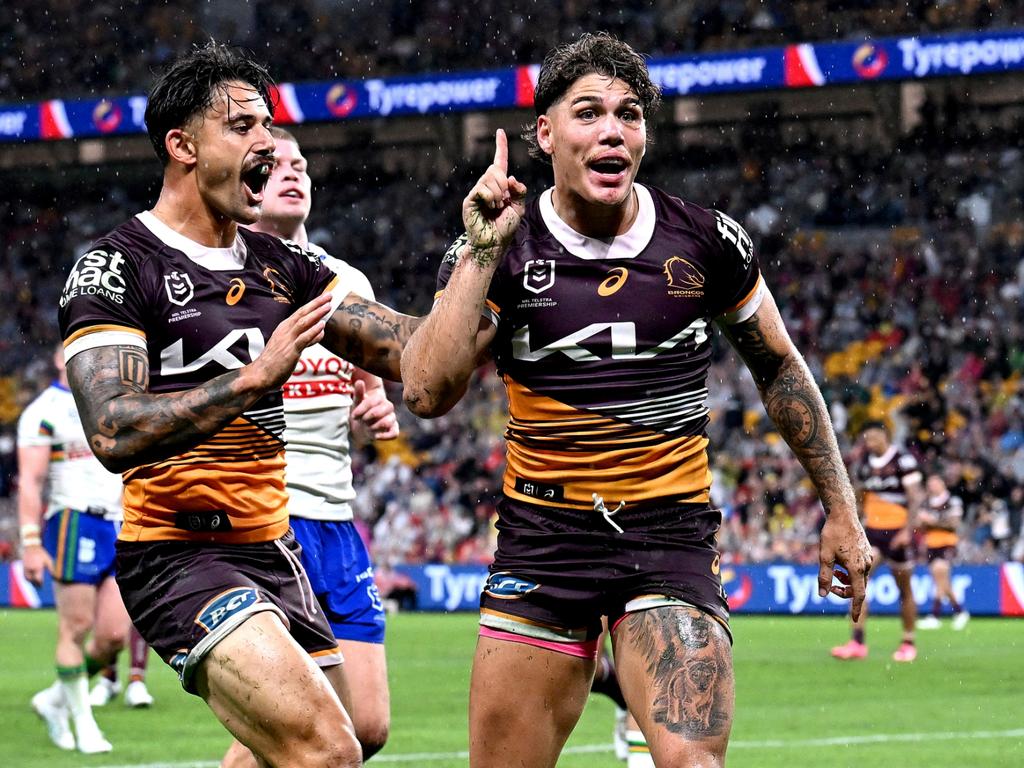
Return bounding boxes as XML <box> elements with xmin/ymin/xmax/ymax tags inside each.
<box><xmin>0</xmin><ymin>611</ymin><xmax>1021</xmax><ymax>767</ymax></box>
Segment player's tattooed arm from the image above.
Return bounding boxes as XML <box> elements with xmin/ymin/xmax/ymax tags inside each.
<box><xmin>66</xmin><ymin>294</ymin><xmax>334</xmax><ymax>473</ymax></box>
<box><xmin>721</xmin><ymin>287</ymin><xmax>873</xmax><ymax>615</ymax></box>
<box><xmin>401</xmin><ymin>130</ymin><xmax>521</xmax><ymax>418</ymax></box>
<box><xmin>720</xmin><ymin>289</ymin><xmax>853</xmax><ymax>513</ymax></box>
<box><xmin>67</xmin><ymin>345</ymin><xmax>260</xmax><ymax>473</ymax></box>
<box><xmin>322</xmin><ymin>295</ymin><xmax>423</xmax><ymax>382</ymax></box>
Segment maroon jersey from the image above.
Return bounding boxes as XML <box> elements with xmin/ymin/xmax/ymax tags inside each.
<box><xmin>437</xmin><ymin>185</ymin><xmax>763</xmax><ymax>511</ymax></box>
<box><xmin>856</xmin><ymin>445</ymin><xmax>922</xmax><ymax>530</ymax></box>
<box><xmin>58</xmin><ymin>211</ymin><xmax>340</xmax><ymax>543</ymax></box>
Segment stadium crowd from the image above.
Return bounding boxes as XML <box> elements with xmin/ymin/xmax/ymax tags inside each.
<box><xmin>4</xmin><ymin>83</ymin><xmax>1024</xmax><ymax>572</ymax></box>
<box><xmin>4</xmin><ymin>0</ymin><xmax>1024</xmax><ymax>100</ymax></box>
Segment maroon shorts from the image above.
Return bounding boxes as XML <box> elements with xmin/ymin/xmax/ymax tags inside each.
<box><xmin>927</xmin><ymin>545</ymin><xmax>957</xmax><ymax>563</ymax></box>
<box><xmin>115</xmin><ymin>530</ymin><xmax>340</xmax><ymax>694</ymax></box>
<box><xmin>479</xmin><ymin>497</ymin><xmax>730</xmax><ymax>655</ymax></box>
<box><xmin>866</xmin><ymin>526</ymin><xmax>913</xmax><ymax>565</ymax></box>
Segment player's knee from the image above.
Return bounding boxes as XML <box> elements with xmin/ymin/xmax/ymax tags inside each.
<box><xmin>356</xmin><ymin>718</ymin><xmax>389</xmax><ymax>759</ymax></box>
<box><xmin>265</xmin><ymin>723</ymin><xmax>361</xmax><ymax>768</ymax></box>
<box><xmin>93</xmin><ymin>626</ymin><xmax>128</xmax><ymax>655</ymax></box>
<box><xmin>307</xmin><ymin>727</ymin><xmax>362</xmax><ymax>768</ymax></box>
<box><xmin>60</xmin><ymin>614</ymin><xmax>93</xmax><ymax>645</ymax></box>
<box><xmin>651</xmin><ymin>741</ymin><xmax>726</xmax><ymax>768</ymax></box>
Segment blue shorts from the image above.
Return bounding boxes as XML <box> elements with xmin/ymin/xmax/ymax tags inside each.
<box><xmin>43</xmin><ymin>509</ymin><xmax>118</xmax><ymax>585</ymax></box>
<box><xmin>290</xmin><ymin>518</ymin><xmax>386</xmax><ymax>644</ymax></box>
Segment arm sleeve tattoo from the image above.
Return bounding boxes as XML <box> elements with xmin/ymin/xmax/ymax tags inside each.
<box><xmin>721</xmin><ymin>311</ymin><xmax>856</xmax><ymax>514</ymax></box>
<box><xmin>323</xmin><ymin>296</ymin><xmax>422</xmax><ymax>382</ymax></box>
<box><xmin>67</xmin><ymin>345</ymin><xmax>265</xmax><ymax>473</ymax></box>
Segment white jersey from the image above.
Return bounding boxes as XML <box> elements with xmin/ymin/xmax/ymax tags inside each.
<box><xmin>283</xmin><ymin>250</ymin><xmax>375</xmax><ymax>522</ymax></box>
<box><xmin>16</xmin><ymin>383</ymin><xmax>123</xmax><ymax>520</ymax></box>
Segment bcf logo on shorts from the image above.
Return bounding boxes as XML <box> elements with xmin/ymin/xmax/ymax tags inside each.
<box><xmin>484</xmin><ymin>572</ymin><xmax>540</xmax><ymax>599</ymax></box>
<box><xmin>195</xmin><ymin>587</ymin><xmax>260</xmax><ymax>633</ymax></box>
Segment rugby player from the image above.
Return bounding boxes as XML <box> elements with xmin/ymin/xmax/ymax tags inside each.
<box><xmin>916</xmin><ymin>472</ymin><xmax>969</xmax><ymax>630</ymax></box>
<box><xmin>230</xmin><ymin>126</ymin><xmax>395</xmax><ymax>762</ymax></box>
<box><xmin>19</xmin><ymin>346</ymin><xmax>126</xmax><ymax>753</ymax></box>
<box><xmin>401</xmin><ymin>33</ymin><xmax>872</xmax><ymax>768</ymax></box>
<box><xmin>57</xmin><ymin>43</ymin><xmax>422</xmax><ymax>767</ymax></box>
<box><xmin>832</xmin><ymin>421</ymin><xmax>923</xmax><ymax>661</ymax></box>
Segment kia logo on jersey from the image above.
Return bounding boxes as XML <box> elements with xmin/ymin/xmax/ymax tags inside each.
<box><xmin>523</xmin><ymin>259</ymin><xmax>555</xmax><ymax>295</ymax></box>
<box><xmin>164</xmin><ymin>271</ymin><xmax>195</xmax><ymax>307</ymax></box>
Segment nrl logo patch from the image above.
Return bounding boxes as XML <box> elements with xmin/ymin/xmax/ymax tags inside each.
<box><xmin>523</xmin><ymin>259</ymin><xmax>555</xmax><ymax>295</ymax></box>
<box><xmin>164</xmin><ymin>271</ymin><xmax>195</xmax><ymax>307</ymax></box>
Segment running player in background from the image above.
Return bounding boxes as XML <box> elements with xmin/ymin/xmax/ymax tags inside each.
<box><xmin>58</xmin><ymin>42</ymin><xmax>422</xmax><ymax>767</ymax></box>
<box><xmin>402</xmin><ymin>33</ymin><xmax>871</xmax><ymax>768</ymax></box>
<box><xmin>916</xmin><ymin>472</ymin><xmax>970</xmax><ymax>630</ymax></box>
<box><xmin>18</xmin><ymin>346</ymin><xmax>127</xmax><ymax>753</ymax></box>
<box><xmin>90</xmin><ymin>627</ymin><xmax>154</xmax><ymax>708</ymax></box>
<box><xmin>240</xmin><ymin>126</ymin><xmax>396</xmax><ymax>760</ymax></box>
<box><xmin>833</xmin><ymin>420</ymin><xmax>923</xmax><ymax>662</ymax></box>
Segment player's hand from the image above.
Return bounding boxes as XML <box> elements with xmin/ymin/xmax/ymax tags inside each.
<box><xmin>462</xmin><ymin>129</ymin><xmax>527</xmax><ymax>263</ymax></box>
<box><xmin>21</xmin><ymin>543</ymin><xmax>53</xmax><ymax>587</ymax></box>
<box><xmin>818</xmin><ymin>509</ymin><xmax>873</xmax><ymax>621</ymax></box>
<box><xmin>351</xmin><ymin>379</ymin><xmax>399</xmax><ymax>440</ymax></box>
<box><xmin>247</xmin><ymin>294</ymin><xmax>332</xmax><ymax>391</ymax></box>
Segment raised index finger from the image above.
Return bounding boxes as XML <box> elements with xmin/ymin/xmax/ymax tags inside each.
<box><xmin>493</xmin><ymin>128</ymin><xmax>508</xmax><ymax>173</ymax></box>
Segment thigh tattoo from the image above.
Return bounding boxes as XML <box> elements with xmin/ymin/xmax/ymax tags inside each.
<box><xmin>622</xmin><ymin>606</ymin><xmax>734</xmax><ymax>739</ymax></box>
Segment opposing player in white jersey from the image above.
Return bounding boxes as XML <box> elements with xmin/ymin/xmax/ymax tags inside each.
<box><xmin>239</xmin><ymin>126</ymin><xmax>397</xmax><ymax>761</ymax></box>
<box><xmin>18</xmin><ymin>346</ymin><xmax>128</xmax><ymax>753</ymax></box>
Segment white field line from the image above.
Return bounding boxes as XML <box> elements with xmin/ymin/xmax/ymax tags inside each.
<box><xmin>92</xmin><ymin>728</ymin><xmax>1024</xmax><ymax>768</ymax></box>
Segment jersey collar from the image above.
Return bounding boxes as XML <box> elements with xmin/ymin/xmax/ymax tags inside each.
<box><xmin>137</xmin><ymin>211</ymin><xmax>247</xmax><ymax>270</ymax></box>
<box><xmin>539</xmin><ymin>183</ymin><xmax>656</xmax><ymax>260</ymax></box>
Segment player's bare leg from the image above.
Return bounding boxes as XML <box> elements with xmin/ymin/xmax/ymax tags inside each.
<box><xmin>52</xmin><ymin>581</ymin><xmax>116</xmax><ymax>752</ymax></box>
<box><xmin>469</xmin><ymin>636</ymin><xmax>594</xmax><ymax>768</ymax></box>
<box><xmin>337</xmin><ymin>639</ymin><xmax>390</xmax><ymax>758</ymax></box>
<box><xmin>199</xmin><ymin>611</ymin><xmax>361</xmax><ymax>768</ymax></box>
<box><xmin>219</xmin><ymin>642</ymin><xmax>366</xmax><ymax>767</ymax></box>
<box><xmin>891</xmin><ymin>564</ymin><xmax>918</xmax><ymax>661</ymax></box>
<box><xmin>613</xmin><ymin>606</ymin><xmax>734</xmax><ymax>768</ymax></box>
<box><xmin>87</xmin><ymin>576</ymin><xmax>129</xmax><ymax>666</ymax></box>
<box><xmin>931</xmin><ymin>559</ymin><xmax>953</xmax><ymax>606</ymax></box>
<box><xmin>923</xmin><ymin>558</ymin><xmax>968</xmax><ymax>629</ymax></box>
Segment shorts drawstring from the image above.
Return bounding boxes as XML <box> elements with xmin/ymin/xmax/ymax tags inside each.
<box><xmin>593</xmin><ymin>493</ymin><xmax>625</xmax><ymax>533</ymax></box>
<box><xmin>274</xmin><ymin>539</ymin><xmax>317</xmax><ymax>619</ymax></box>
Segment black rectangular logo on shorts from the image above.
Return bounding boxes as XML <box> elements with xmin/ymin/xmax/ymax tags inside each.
<box><xmin>174</xmin><ymin>511</ymin><xmax>234</xmax><ymax>532</ymax></box>
<box><xmin>514</xmin><ymin>477</ymin><xmax>564</xmax><ymax>503</ymax></box>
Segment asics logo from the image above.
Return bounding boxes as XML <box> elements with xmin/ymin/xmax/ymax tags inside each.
<box><xmin>598</xmin><ymin>267</ymin><xmax>628</xmax><ymax>297</ymax></box>
<box><xmin>226</xmin><ymin>278</ymin><xmax>245</xmax><ymax>306</ymax></box>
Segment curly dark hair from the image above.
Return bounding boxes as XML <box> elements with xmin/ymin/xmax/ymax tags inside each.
<box><xmin>522</xmin><ymin>33</ymin><xmax>661</xmax><ymax>162</ymax></box>
<box><xmin>145</xmin><ymin>41</ymin><xmax>276</xmax><ymax>165</ymax></box>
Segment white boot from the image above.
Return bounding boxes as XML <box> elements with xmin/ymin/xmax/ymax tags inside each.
<box><xmin>124</xmin><ymin>679</ymin><xmax>155</xmax><ymax>708</ymax></box>
<box><xmin>89</xmin><ymin>676</ymin><xmax>121</xmax><ymax>707</ymax></box>
<box><xmin>30</xmin><ymin>682</ymin><xmax>75</xmax><ymax>751</ymax></box>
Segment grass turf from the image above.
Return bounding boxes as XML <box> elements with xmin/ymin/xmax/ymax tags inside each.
<box><xmin>0</xmin><ymin>610</ymin><xmax>1021</xmax><ymax>767</ymax></box>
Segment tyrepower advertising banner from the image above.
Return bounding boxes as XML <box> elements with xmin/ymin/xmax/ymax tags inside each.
<box><xmin>381</xmin><ymin>562</ymin><xmax>1024</xmax><ymax>616</ymax></box>
<box><xmin>2</xmin><ymin>29</ymin><xmax>1024</xmax><ymax>143</ymax></box>
<box><xmin>3</xmin><ymin>561</ymin><xmax>1023</xmax><ymax>616</ymax></box>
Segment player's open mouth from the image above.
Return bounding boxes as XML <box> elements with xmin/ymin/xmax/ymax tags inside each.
<box><xmin>242</xmin><ymin>162</ymin><xmax>272</xmax><ymax>202</ymax></box>
<box><xmin>588</xmin><ymin>156</ymin><xmax>630</xmax><ymax>182</ymax></box>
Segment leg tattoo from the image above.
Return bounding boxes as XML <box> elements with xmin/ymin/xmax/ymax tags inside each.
<box><xmin>623</xmin><ymin>607</ymin><xmax>733</xmax><ymax>739</ymax></box>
